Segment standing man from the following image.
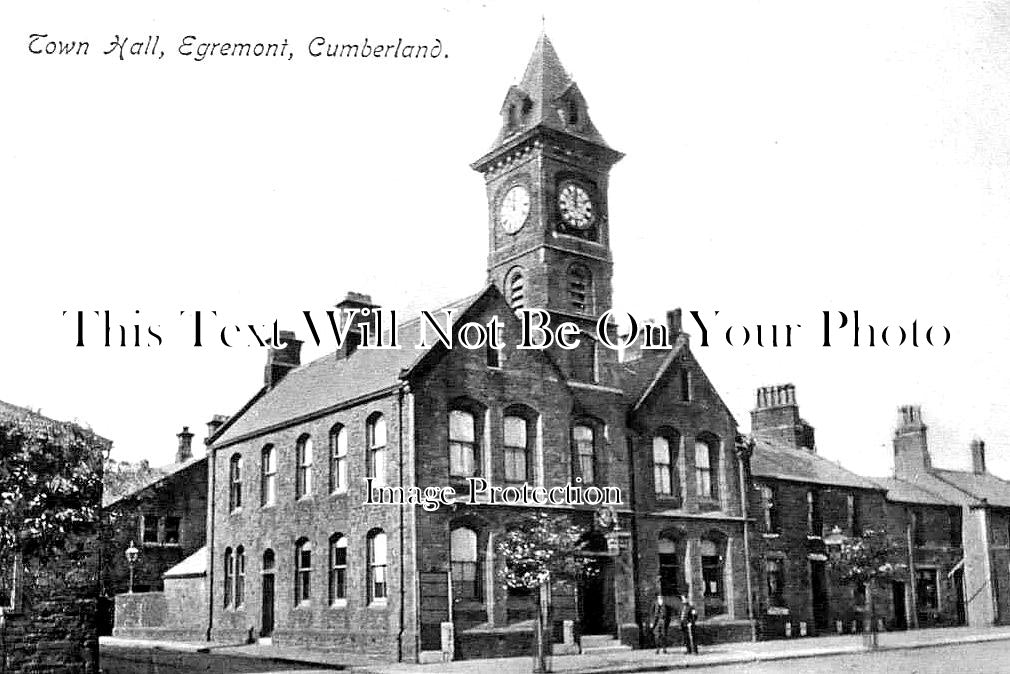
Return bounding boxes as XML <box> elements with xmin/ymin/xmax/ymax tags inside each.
<box><xmin>650</xmin><ymin>595</ymin><xmax>670</xmax><ymax>653</ymax></box>
<box><xmin>679</xmin><ymin>594</ymin><xmax>698</xmax><ymax>655</ymax></box>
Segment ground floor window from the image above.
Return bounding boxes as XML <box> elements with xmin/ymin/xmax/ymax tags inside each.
<box><xmin>658</xmin><ymin>538</ymin><xmax>681</xmax><ymax>597</ymax></box>
<box><xmin>765</xmin><ymin>559</ymin><xmax>785</xmax><ymax>608</ymax></box>
<box><xmin>915</xmin><ymin>568</ymin><xmax>939</xmax><ymax>611</ymax></box>
<box><xmin>701</xmin><ymin>538</ymin><xmax>725</xmax><ymax>615</ymax></box>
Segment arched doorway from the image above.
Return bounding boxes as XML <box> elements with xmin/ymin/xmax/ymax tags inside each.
<box><xmin>578</xmin><ymin>531</ymin><xmax>614</xmax><ymax>635</ymax></box>
<box><xmin>261</xmin><ymin>549</ymin><xmax>275</xmax><ymax>638</ymax></box>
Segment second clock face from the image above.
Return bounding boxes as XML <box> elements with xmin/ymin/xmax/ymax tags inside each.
<box><xmin>499</xmin><ymin>185</ymin><xmax>531</xmax><ymax>234</ymax></box>
<box><xmin>558</xmin><ymin>183</ymin><xmax>594</xmax><ymax>230</ymax></box>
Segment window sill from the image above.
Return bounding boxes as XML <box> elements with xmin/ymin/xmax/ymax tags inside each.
<box><xmin>141</xmin><ymin>542</ymin><xmax>160</xmax><ymax>547</ymax></box>
<box><xmin>296</xmin><ymin>496</ymin><xmax>315</xmax><ymax>504</ymax></box>
<box><xmin>329</xmin><ymin>489</ymin><xmax>348</xmax><ymax>498</ymax></box>
<box><xmin>806</xmin><ymin>535</ymin><xmax>823</xmax><ymax>541</ymax></box>
<box><xmin>329</xmin><ymin>599</ymin><xmax>348</xmax><ymax>609</ymax></box>
<box><xmin>293</xmin><ymin>601</ymin><xmax>311</xmax><ymax>609</ymax></box>
<box><xmin>229</xmin><ymin>508</ymin><xmax>243</xmax><ymax>516</ymax></box>
<box><xmin>368</xmin><ymin>599</ymin><xmax>389</xmax><ymax>609</ymax></box>
<box><xmin>761</xmin><ymin>533</ymin><xmax>781</xmax><ymax>539</ymax></box>
<box><xmin>260</xmin><ymin>503</ymin><xmax>276</xmax><ymax>511</ymax></box>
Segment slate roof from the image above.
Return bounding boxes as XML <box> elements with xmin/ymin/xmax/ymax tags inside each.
<box><xmin>931</xmin><ymin>469</ymin><xmax>1010</xmax><ymax>508</ymax></box>
<box><xmin>872</xmin><ymin>477</ymin><xmax>957</xmax><ymax>505</ymax></box>
<box><xmin>163</xmin><ymin>546</ymin><xmax>206</xmax><ymax>579</ymax></box>
<box><xmin>212</xmin><ymin>289</ymin><xmax>487</xmax><ymax>448</ymax></box>
<box><xmin>751</xmin><ymin>437</ymin><xmax>883</xmax><ymax>491</ymax></box>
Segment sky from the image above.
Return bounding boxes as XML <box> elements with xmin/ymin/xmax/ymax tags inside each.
<box><xmin>2</xmin><ymin>1</ymin><xmax>1009</xmax><ymax>479</ymax></box>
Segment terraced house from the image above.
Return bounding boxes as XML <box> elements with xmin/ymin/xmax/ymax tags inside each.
<box><xmin>201</xmin><ymin>34</ymin><xmax>755</xmax><ymax>661</ymax></box>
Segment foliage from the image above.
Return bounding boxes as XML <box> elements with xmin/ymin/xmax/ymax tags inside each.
<box><xmin>103</xmin><ymin>457</ymin><xmax>164</xmax><ymax>504</ymax></box>
<box><xmin>496</xmin><ymin>512</ymin><xmax>595</xmax><ymax>590</ymax></box>
<box><xmin>0</xmin><ymin>413</ymin><xmax>105</xmax><ymax>569</ymax></box>
<box><xmin>828</xmin><ymin>527</ymin><xmax>908</xmax><ymax>586</ymax></box>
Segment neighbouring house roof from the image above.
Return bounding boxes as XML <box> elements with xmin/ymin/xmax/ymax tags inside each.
<box><xmin>163</xmin><ymin>546</ymin><xmax>206</xmax><ymax>579</ymax></box>
<box><xmin>930</xmin><ymin>469</ymin><xmax>1010</xmax><ymax>508</ymax></box>
<box><xmin>103</xmin><ymin>455</ymin><xmax>206</xmax><ymax>508</ymax></box>
<box><xmin>872</xmin><ymin>477</ymin><xmax>957</xmax><ymax>506</ymax></box>
<box><xmin>751</xmin><ymin>437</ymin><xmax>883</xmax><ymax>491</ymax></box>
<box><xmin>212</xmin><ymin>289</ymin><xmax>488</xmax><ymax>448</ymax></box>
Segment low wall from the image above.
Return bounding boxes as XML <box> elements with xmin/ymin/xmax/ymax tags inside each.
<box><xmin>113</xmin><ymin>574</ymin><xmax>208</xmax><ymax>641</ymax></box>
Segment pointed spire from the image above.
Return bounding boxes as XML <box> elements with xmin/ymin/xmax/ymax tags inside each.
<box><xmin>486</xmin><ymin>33</ymin><xmax>610</xmax><ymax>152</ymax></box>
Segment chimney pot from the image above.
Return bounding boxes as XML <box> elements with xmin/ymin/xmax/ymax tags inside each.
<box><xmin>666</xmin><ymin>309</ymin><xmax>683</xmax><ymax>336</ymax></box>
<box><xmin>971</xmin><ymin>437</ymin><xmax>986</xmax><ymax>474</ymax></box>
<box><xmin>206</xmin><ymin>414</ymin><xmax>230</xmax><ymax>442</ymax></box>
<box><xmin>176</xmin><ymin>426</ymin><xmax>194</xmax><ymax>463</ymax></box>
<box><xmin>335</xmin><ymin>291</ymin><xmax>380</xmax><ymax>358</ymax></box>
<box><xmin>264</xmin><ymin>329</ymin><xmax>302</xmax><ymax>388</ymax></box>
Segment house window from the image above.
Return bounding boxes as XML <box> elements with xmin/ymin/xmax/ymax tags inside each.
<box><xmin>229</xmin><ymin>454</ymin><xmax>243</xmax><ymax>511</ymax></box>
<box><xmin>701</xmin><ymin>538</ymin><xmax>725</xmax><ymax>615</ymax></box>
<box><xmin>652</xmin><ymin>434</ymin><xmax>677</xmax><ymax>497</ymax></box>
<box><xmin>295</xmin><ymin>434</ymin><xmax>313</xmax><ymax>499</ymax></box>
<box><xmin>695</xmin><ymin>436</ymin><xmax>719</xmax><ymax>501</ymax></box>
<box><xmin>761</xmin><ymin>485</ymin><xmax>780</xmax><ymax>533</ymax></box>
<box><xmin>449</xmin><ymin>409</ymin><xmax>477</xmax><ymax>478</ymax></box>
<box><xmin>807</xmin><ymin>489</ymin><xmax>823</xmax><ymax>536</ymax></box>
<box><xmin>506</xmin><ymin>268</ymin><xmax>526</xmax><ymax>311</ymax></box>
<box><xmin>504</xmin><ymin>415</ymin><xmax>530</xmax><ymax>484</ymax></box>
<box><xmin>235</xmin><ymin>546</ymin><xmax>245</xmax><ymax>608</ymax></box>
<box><xmin>680</xmin><ymin>370</ymin><xmax>692</xmax><ymax>402</ymax></box>
<box><xmin>572</xmin><ymin>424</ymin><xmax>596</xmax><ymax>485</ymax></box>
<box><xmin>912</xmin><ymin>509</ymin><xmax>925</xmax><ymax>547</ymax></box>
<box><xmin>658</xmin><ymin>537</ymin><xmax>681</xmax><ymax>596</ymax></box>
<box><xmin>329</xmin><ymin>534</ymin><xmax>347</xmax><ymax>604</ymax></box>
<box><xmin>295</xmin><ymin>538</ymin><xmax>312</xmax><ymax>605</ymax></box>
<box><xmin>329</xmin><ymin>425</ymin><xmax>347</xmax><ymax>494</ymax></box>
<box><xmin>915</xmin><ymin>568</ymin><xmax>939</xmax><ymax>610</ymax></box>
<box><xmin>949</xmin><ymin>508</ymin><xmax>962</xmax><ymax>548</ymax></box>
<box><xmin>367</xmin><ymin>413</ymin><xmax>387</xmax><ymax>486</ymax></box>
<box><xmin>567</xmin><ymin>264</ymin><xmax>594</xmax><ymax>313</ymax></box>
<box><xmin>570</xmin><ymin>340</ymin><xmax>599</xmax><ymax>383</ymax></box>
<box><xmin>766</xmin><ymin>559</ymin><xmax>786</xmax><ymax>607</ymax></box>
<box><xmin>223</xmin><ymin>547</ymin><xmax>233</xmax><ymax>607</ymax></box>
<box><xmin>486</xmin><ymin>341</ymin><xmax>502</xmax><ymax>368</ymax></box>
<box><xmin>142</xmin><ymin>515</ymin><xmax>160</xmax><ymax>544</ymax></box>
<box><xmin>261</xmin><ymin>444</ymin><xmax>276</xmax><ymax>507</ymax></box>
<box><xmin>848</xmin><ymin>492</ymin><xmax>861</xmax><ymax>535</ymax></box>
<box><xmin>164</xmin><ymin>516</ymin><xmax>181</xmax><ymax>545</ymax></box>
<box><xmin>368</xmin><ymin>529</ymin><xmax>388</xmax><ymax>603</ymax></box>
<box><xmin>450</xmin><ymin>527</ymin><xmax>481</xmax><ymax>601</ymax></box>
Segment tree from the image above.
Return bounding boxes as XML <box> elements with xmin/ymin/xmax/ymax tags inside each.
<box><xmin>102</xmin><ymin>457</ymin><xmax>164</xmax><ymax>504</ymax></box>
<box><xmin>827</xmin><ymin>527</ymin><xmax>908</xmax><ymax>648</ymax></box>
<box><xmin>497</xmin><ymin>512</ymin><xmax>597</xmax><ymax>673</ymax></box>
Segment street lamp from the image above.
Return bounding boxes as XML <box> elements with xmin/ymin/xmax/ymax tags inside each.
<box><xmin>125</xmin><ymin>540</ymin><xmax>139</xmax><ymax>594</ymax></box>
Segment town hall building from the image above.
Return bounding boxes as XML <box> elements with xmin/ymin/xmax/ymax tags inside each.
<box><xmin>202</xmin><ymin>34</ymin><xmax>755</xmax><ymax>661</ymax></box>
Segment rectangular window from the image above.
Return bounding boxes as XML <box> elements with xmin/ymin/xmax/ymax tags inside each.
<box><xmin>369</xmin><ymin>532</ymin><xmax>388</xmax><ymax>602</ymax></box>
<box><xmin>449</xmin><ymin>410</ymin><xmax>477</xmax><ymax>477</ymax></box>
<box><xmin>164</xmin><ymin>516</ymin><xmax>181</xmax><ymax>545</ymax></box>
<box><xmin>142</xmin><ymin>515</ymin><xmax>160</xmax><ymax>544</ymax></box>
<box><xmin>761</xmin><ymin>485</ymin><xmax>779</xmax><ymax>533</ymax></box>
<box><xmin>369</xmin><ymin>415</ymin><xmax>387</xmax><ymax>486</ymax></box>
<box><xmin>295</xmin><ymin>544</ymin><xmax>312</xmax><ymax>604</ymax></box>
<box><xmin>504</xmin><ymin>416</ymin><xmax>528</xmax><ymax>484</ymax></box>
<box><xmin>329</xmin><ymin>428</ymin><xmax>347</xmax><ymax>494</ymax></box>
<box><xmin>261</xmin><ymin>445</ymin><xmax>277</xmax><ymax>506</ymax></box>
<box><xmin>296</xmin><ymin>437</ymin><xmax>313</xmax><ymax>499</ymax></box>
<box><xmin>658</xmin><ymin>552</ymin><xmax>680</xmax><ymax>596</ymax></box>
<box><xmin>766</xmin><ymin>559</ymin><xmax>786</xmax><ymax>607</ymax></box>
<box><xmin>807</xmin><ymin>490</ymin><xmax>822</xmax><ymax>536</ymax></box>
<box><xmin>912</xmin><ymin>509</ymin><xmax>925</xmax><ymax>547</ymax></box>
<box><xmin>848</xmin><ymin>493</ymin><xmax>861</xmax><ymax>536</ymax></box>
<box><xmin>915</xmin><ymin>568</ymin><xmax>939</xmax><ymax>610</ymax></box>
<box><xmin>229</xmin><ymin>455</ymin><xmax>243</xmax><ymax>511</ymax></box>
<box><xmin>680</xmin><ymin>370</ymin><xmax>691</xmax><ymax>402</ymax></box>
<box><xmin>653</xmin><ymin>437</ymin><xmax>673</xmax><ymax>496</ymax></box>
<box><xmin>695</xmin><ymin>440</ymin><xmax>715</xmax><ymax>500</ymax></box>
<box><xmin>949</xmin><ymin>508</ymin><xmax>962</xmax><ymax>548</ymax></box>
<box><xmin>486</xmin><ymin>341</ymin><xmax>501</xmax><ymax>368</ymax></box>
<box><xmin>573</xmin><ymin>425</ymin><xmax>595</xmax><ymax>485</ymax></box>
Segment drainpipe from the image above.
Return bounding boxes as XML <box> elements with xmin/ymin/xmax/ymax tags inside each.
<box><xmin>207</xmin><ymin>443</ymin><xmax>216</xmax><ymax>641</ymax></box>
<box><xmin>736</xmin><ymin>436</ymin><xmax>757</xmax><ymax>641</ymax></box>
<box><xmin>906</xmin><ymin>512</ymin><xmax>918</xmax><ymax>629</ymax></box>
<box><xmin>397</xmin><ymin>386</ymin><xmax>406</xmax><ymax>662</ymax></box>
<box><xmin>625</xmin><ymin>435</ymin><xmax>641</xmax><ymax>644</ymax></box>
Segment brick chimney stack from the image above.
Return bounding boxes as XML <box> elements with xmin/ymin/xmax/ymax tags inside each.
<box><xmin>971</xmin><ymin>437</ymin><xmax>987</xmax><ymax>474</ymax></box>
<box><xmin>176</xmin><ymin>426</ymin><xmax>194</xmax><ymax>463</ymax></box>
<box><xmin>336</xmin><ymin>292</ymin><xmax>379</xmax><ymax>359</ymax></box>
<box><xmin>893</xmin><ymin>405</ymin><xmax>931</xmax><ymax>479</ymax></box>
<box><xmin>206</xmin><ymin>414</ymin><xmax>230</xmax><ymax>443</ymax></box>
<box><xmin>264</xmin><ymin>330</ymin><xmax>302</xmax><ymax>389</ymax></box>
<box><xmin>750</xmin><ymin>384</ymin><xmax>816</xmax><ymax>452</ymax></box>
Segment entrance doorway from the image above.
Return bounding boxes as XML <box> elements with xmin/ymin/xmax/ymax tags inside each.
<box><xmin>810</xmin><ymin>560</ymin><xmax>830</xmax><ymax>633</ymax></box>
<box><xmin>261</xmin><ymin>549</ymin><xmax>275</xmax><ymax>637</ymax></box>
<box><xmin>954</xmin><ymin>569</ymin><xmax>966</xmax><ymax>626</ymax></box>
<box><xmin>892</xmin><ymin>581</ymin><xmax>908</xmax><ymax>630</ymax></box>
<box><xmin>579</xmin><ymin>558</ymin><xmax>610</xmax><ymax>634</ymax></box>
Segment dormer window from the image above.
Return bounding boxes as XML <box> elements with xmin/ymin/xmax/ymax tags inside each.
<box><xmin>567</xmin><ymin>98</ymin><xmax>579</xmax><ymax>125</ymax></box>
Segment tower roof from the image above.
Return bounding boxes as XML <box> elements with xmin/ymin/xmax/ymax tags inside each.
<box><xmin>489</xmin><ymin>33</ymin><xmax>610</xmax><ymax>150</ymax></box>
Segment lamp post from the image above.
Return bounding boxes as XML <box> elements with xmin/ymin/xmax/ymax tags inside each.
<box><xmin>125</xmin><ymin>540</ymin><xmax>139</xmax><ymax>594</ymax></box>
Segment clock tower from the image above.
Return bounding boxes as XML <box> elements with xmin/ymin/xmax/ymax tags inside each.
<box><xmin>472</xmin><ymin>33</ymin><xmax>623</xmax><ymax>332</ymax></box>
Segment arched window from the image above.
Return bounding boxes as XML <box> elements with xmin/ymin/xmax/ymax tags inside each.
<box><xmin>700</xmin><ymin>537</ymin><xmax>725</xmax><ymax>615</ymax></box>
<box><xmin>223</xmin><ymin>547</ymin><xmax>233</xmax><ymax>607</ymax></box>
<box><xmin>450</xmin><ymin>527</ymin><xmax>481</xmax><ymax>601</ymax></box>
<box><xmin>261</xmin><ymin>444</ymin><xmax>276</xmax><ymax>507</ymax></box>
<box><xmin>694</xmin><ymin>435</ymin><xmax>720</xmax><ymax>501</ymax></box>
<box><xmin>572</xmin><ymin>424</ymin><xmax>596</xmax><ymax>485</ymax></box>
<box><xmin>262</xmin><ymin>548</ymin><xmax>275</xmax><ymax>573</ymax></box>
<box><xmin>329</xmin><ymin>425</ymin><xmax>347</xmax><ymax>494</ymax></box>
<box><xmin>235</xmin><ymin>546</ymin><xmax>246</xmax><ymax>608</ymax></box>
<box><xmin>506</xmin><ymin>268</ymin><xmax>526</xmax><ymax>311</ymax></box>
<box><xmin>294</xmin><ymin>538</ymin><xmax>311</xmax><ymax>605</ymax></box>
<box><xmin>295</xmin><ymin>434</ymin><xmax>313</xmax><ymax>499</ymax></box>
<box><xmin>367</xmin><ymin>529</ymin><xmax>388</xmax><ymax>603</ymax></box>
<box><xmin>449</xmin><ymin>408</ymin><xmax>478</xmax><ymax>478</ymax></box>
<box><xmin>653</xmin><ymin>432</ymin><xmax>680</xmax><ymax>498</ymax></box>
<box><xmin>504</xmin><ymin>414</ymin><xmax>531</xmax><ymax>484</ymax></box>
<box><xmin>567</xmin><ymin>264</ymin><xmax>594</xmax><ymax>314</ymax></box>
<box><xmin>367</xmin><ymin>413</ymin><xmax>387</xmax><ymax>486</ymax></box>
<box><xmin>329</xmin><ymin>534</ymin><xmax>347</xmax><ymax>604</ymax></box>
<box><xmin>658</xmin><ymin>537</ymin><xmax>682</xmax><ymax>597</ymax></box>
<box><xmin>229</xmin><ymin>455</ymin><xmax>243</xmax><ymax>511</ymax></box>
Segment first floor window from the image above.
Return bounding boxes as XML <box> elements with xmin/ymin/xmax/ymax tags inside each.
<box><xmin>295</xmin><ymin>539</ymin><xmax>311</xmax><ymax>604</ymax></box>
<box><xmin>766</xmin><ymin>559</ymin><xmax>785</xmax><ymax>607</ymax></box>
<box><xmin>261</xmin><ymin>444</ymin><xmax>277</xmax><ymax>506</ymax></box>
<box><xmin>329</xmin><ymin>535</ymin><xmax>347</xmax><ymax>604</ymax></box>
<box><xmin>368</xmin><ymin>530</ymin><xmax>388</xmax><ymax>602</ymax></box>
<box><xmin>761</xmin><ymin>485</ymin><xmax>779</xmax><ymax>533</ymax></box>
<box><xmin>368</xmin><ymin>414</ymin><xmax>387</xmax><ymax>486</ymax></box>
<box><xmin>229</xmin><ymin>454</ymin><xmax>243</xmax><ymax>511</ymax></box>
<box><xmin>808</xmin><ymin>489</ymin><xmax>823</xmax><ymax>536</ymax></box>
<box><xmin>449</xmin><ymin>409</ymin><xmax>477</xmax><ymax>477</ymax></box>
<box><xmin>695</xmin><ymin>438</ymin><xmax>719</xmax><ymax>500</ymax></box>
<box><xmin>450</xmin><ymin>527</ymin><xmax>481</xmax><ymax>601</ymax></box>
<box><xmin>653</xmin><ymin>436</ymin><xmax>675</xmax><ymax>496</ymax></box>
<box><xmin>142</xmin><ymin>515</ymin><xmax>160</xmax><ymax>544</ymax></box>
<box><xmin>329</xmin><ymin>426</ymin><xmax>347</xmax><ymax>493</ymax></box>
<box><xmin>504</xmin><ymin>415</ymin><xmax>529</xmax><ymax>483</ymax></box>
<box><xmin>573</xmin><ymin>424</ymin><xmax>595</xmax><ymax>484</ymax></box>
<box><xmin>164</xmin><ymin>516</ymin><xmax>181</xmax><ymax>545</ymax></box>
<box><xmin>296</xmin><ymin>435</ymin><xmax>313</xmax><ymax>499</ymax></box>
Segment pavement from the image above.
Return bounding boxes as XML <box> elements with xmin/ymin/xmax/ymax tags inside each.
<box><xmin>100</xmin><ymin>624</ymin><xmax>1010</xmax><ymax>673</ymax></box>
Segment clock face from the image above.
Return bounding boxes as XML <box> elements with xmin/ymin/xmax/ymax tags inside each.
<box><xmin>558</xmin><ymin>183</ymin><xmax>594</xmax><ymax>230</ymax></box>
<box><xmin>499</xmin><ymin>185</ymin><xmax>531</xmax><ymax>234</ymax></box>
